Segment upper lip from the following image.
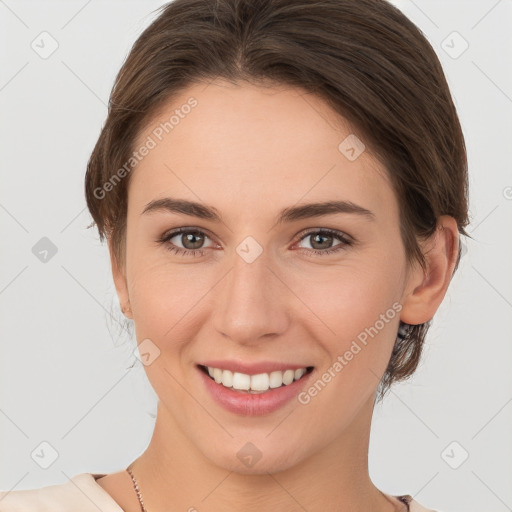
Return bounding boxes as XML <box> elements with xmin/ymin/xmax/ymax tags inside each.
<box><xmin>198</xmin><ymin>360</ymin><xmax>314</xmax><ymax>375</ymax></box>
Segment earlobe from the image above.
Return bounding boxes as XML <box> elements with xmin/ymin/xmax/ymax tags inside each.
<box><xmin>108</xmin><ymin>240</ymin><xmax>133</xmax><ymax>320</ymax></box>
<box><xmin>400</xmin><ymin>216</ymin><xmax>459</xmax><ymax>325</ymax></box>
<box><xmin>121</xmin><ymin>303</ymin><xmax>133</xmax><ymax>318</ymax></box>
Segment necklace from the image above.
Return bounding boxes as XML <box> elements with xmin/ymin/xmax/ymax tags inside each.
<box><xmin>126</xmin><ymin>465</ymin><xmax>410</xmax><ymax>512</ymax></box>
<box><xmin>126</xmin><ymin>464</ymin><xmax>148</xmax><ymax>512</ymax></box>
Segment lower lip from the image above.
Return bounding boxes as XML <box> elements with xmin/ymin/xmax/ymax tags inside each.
<box><xmin>197</xmin><ymin>366</ymin><xmax>314</xmax><ymax>416</ymax></box>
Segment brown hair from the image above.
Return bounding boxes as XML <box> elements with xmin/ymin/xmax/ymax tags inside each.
<box><xmin>85</xmin><ymin>0</ymin><xmax>469</xmax><ymax>401</ymax></box>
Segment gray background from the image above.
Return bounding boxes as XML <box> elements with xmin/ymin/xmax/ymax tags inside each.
<box><xmin>0</xmin><ymin>1</ymin><xmax>511</xmax><ymax>511</ymax></box>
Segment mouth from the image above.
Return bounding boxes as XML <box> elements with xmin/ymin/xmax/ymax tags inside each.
<box><xmin>197</xmin><ymin>364</ymin><xmax>315</xmax><ymax>394</ymax></box>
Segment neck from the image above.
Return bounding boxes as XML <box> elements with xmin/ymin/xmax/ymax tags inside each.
<box><xmin>130</xmin><ymin>393</ymin><xmax>398</xmax><ymax>512</ymax></box>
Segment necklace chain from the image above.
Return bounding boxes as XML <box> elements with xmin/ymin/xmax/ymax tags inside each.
<box><xmin>126</xmin><ymin>464</ymin><xmax>148</xmax><ymax>512</ymax></box>
<box><xmin>126</xmin><ymin>464</ymin><xmax>409</xmax><ymax>512</ymax></box>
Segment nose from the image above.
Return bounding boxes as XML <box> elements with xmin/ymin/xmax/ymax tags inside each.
<box><xmin>212</xmin><ymin>245</ymin><xmax>290</xmax><ymax>346</ymax></box>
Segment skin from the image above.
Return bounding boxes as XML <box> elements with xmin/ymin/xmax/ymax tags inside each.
<box><xmin>96</xmin><ymin>79</ymin><xmax>459</xmax><ymax>512</ymax></box>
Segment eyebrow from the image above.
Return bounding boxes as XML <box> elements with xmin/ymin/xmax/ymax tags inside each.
<box><xmin>141</xmin><ymin>197</ymin><xmax>375</xmax><ymax>223</ymax></box>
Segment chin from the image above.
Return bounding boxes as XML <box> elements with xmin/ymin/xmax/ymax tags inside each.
<box><xmin>204</xmin><ymin>442</ymin><xmax>305</xmax><ymax>475</ymax></box>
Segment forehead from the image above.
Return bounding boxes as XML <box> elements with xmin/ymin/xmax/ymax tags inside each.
<box><xmin>129</xmin><ymin>79</ymin><xmax>395</xmax><ymax>222</ymax></box>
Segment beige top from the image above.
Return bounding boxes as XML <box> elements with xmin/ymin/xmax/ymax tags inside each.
<box><xmin>0</xmin><ymin>473</ymin><xmax>441</xmax><ymax>511</ymax></box>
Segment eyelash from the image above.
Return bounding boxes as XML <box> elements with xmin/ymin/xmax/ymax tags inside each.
<box><xmin>157</xmin><ymin>227</ymin><xmax>354</xmax><ymax>258</ymax></box>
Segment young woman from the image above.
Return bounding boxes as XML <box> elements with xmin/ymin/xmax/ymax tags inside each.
<box><xmin>0</xmin><ymin>0</ymin><xmax>468</xmax><ymax>510</ymax></box>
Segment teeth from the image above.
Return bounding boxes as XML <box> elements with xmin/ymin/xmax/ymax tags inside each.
<box><xmin>294</xmin><ymin>368</ymin><xmax>306</xmax><ymax>380</ymax></box>
<box><xmin>251</xmin><ymin>373</ymin><xmax>269</xmax><ymax>391</ymax></box>
<box><xmin>232</xmin><ymin>372</ymin><xmax>250</xmax><ymax>390</ymax></box>
<box><xmin>213</xmin><ymin>368</ymin><xmax>222</xmax><ymax>384</ymax></box>
<box><xmin>204</xmin><ymin>366</ymin><xmax>310</xmax><ymax>392</ymax></box>
<box><xmin>269</xmin><ymin>371</ymin><xmax>282</xmax><ymax>389</ymax></box>
<box><xmin>282</xmin><ymin>369</ymin><xmax>294</xmax><ymax>385</ymax></box>
<box><xmin>221</xmin><ymin>370</ymin><xmax>233</xmax><ymax>388</ymax></box>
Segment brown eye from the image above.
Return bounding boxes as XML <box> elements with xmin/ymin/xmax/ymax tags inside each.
<box><xmin>178</xmin><ymin>231</ymin><xmax>206</xmax><ymax>250</ymax></box>
<box><xmin>309</xmin><ymin>232</ymin><xmax>335</xmax><ymax>250</ymax></box>
<box><xmin>296</xmin><ymin>229</ymin><xmax>353</xmax><ymax>256</ymax></box>
<box><xmin>158</xmin><ymin>228</ymin><xmax>215</xmax><ymax>256</ymax></box>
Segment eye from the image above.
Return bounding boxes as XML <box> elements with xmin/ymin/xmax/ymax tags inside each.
<box><xmin>295</xmin><ymin>228</ymin><xmax>353</xmax><ymax>256</ymax></box>
<box><xmin>157</xmin><ymin>227</ymin><xmax>353</xmax><ymax>258</ymax></box>
<box><xmin>157</xmin><ymin>228</ymin><xmax>216</xmax><ymax>257</ymax></box>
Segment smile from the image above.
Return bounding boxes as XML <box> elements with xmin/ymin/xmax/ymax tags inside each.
<box><xmin>200</xmin><ymin>365</ymin><xmax>314</xmax><ymax>393</ymax></box>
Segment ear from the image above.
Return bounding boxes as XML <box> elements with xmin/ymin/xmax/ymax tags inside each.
<box><xmin>400</xmin><ymin>215</ymin><xmax>459</xmax><ymax>325</ymax></box>
<box><xmin>108</xmin><ymin>239</ymin><xmax>133</xmax><ymax>320</ymax></box>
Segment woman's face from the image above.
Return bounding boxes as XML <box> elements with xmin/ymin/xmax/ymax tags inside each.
<box><xmin>113</xmin><ymin>79</ymin><xmax>421</xmax><ymax>473</ymax></box>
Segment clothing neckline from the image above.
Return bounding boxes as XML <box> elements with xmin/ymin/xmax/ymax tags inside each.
<box><xmin>86</xmin><ymin>472</ymin><xmax>413</xmax><ymax>512</ymax></box>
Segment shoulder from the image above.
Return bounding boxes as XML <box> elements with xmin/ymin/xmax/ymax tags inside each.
<box><xmin>0</xmin><ymin>473</ymin><xmax>123</xmax><ymax>512</ymax></box>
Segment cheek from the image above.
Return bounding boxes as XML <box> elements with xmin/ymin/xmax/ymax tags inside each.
<box><xmin>292</xmin><ymin>248</ymin><xmax>403</xmax><ymax>333</ymax></box>
<box><xmin>288</xmin><ymin>252</ymin><xmax>404</xmax><ymax>387</ymax></box>
<box><xmin>288</xmin><ymin>272</ymin><xmax>403</xmax><ymax>435</ymax></box>
<box><xmin>127</xmin><ymin>258</ymin><xmax>209</xmax><ymax>340</ymax></box>
<box><xmin>125</xmin><ymin>260</ymin><xmax>210</xmax><ymax>406</ymax></box>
